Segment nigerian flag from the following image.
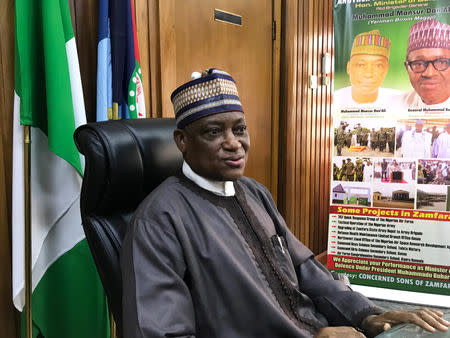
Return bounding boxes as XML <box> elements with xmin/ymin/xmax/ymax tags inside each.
<box><xmin>13</xmin><ymin>0</ymin><xmax>109</xmax><ymax>337</ymax></box>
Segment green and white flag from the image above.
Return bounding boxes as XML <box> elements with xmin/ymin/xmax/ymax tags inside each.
<box><xmin>13</xmin><ymin>0</ymin><xmax>109</xmax><ymax>336</ymax></box>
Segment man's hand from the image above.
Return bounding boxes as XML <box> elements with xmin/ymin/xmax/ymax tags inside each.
<box><xmin>315</xmin><ymin>326</ymin><xmax>365</xmax><ymax>338</ymax></box>
<box><xmin>361</xmin><ymin>308</ymin><xmax>449</xmax><ymax>337</ymax></box>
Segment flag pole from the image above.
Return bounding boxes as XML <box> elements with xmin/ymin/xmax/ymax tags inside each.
<box><xmin>109</xmin><ymin>312</ymin><xmax>116</xmax><ymax>338</ymax></box>
<box><xmin>24</xmin><ymin>125</ymin><xmax>32</xmax><ymax>338</ymax></box>
<box><xmin>112</xmin><ymin>102</ymin><xmax>119</xmax><ymax>120</ymax></box>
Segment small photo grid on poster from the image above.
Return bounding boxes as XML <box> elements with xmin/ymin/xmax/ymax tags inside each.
<box><xmin>396</xmin><ymin>118</ymin><xmax>450</xmax><ymax>159</ymax></box>
<box><xmin>372</xmin><ymin>183</ymin><xmax>415</xmax><ymax>210</ymax></box>
<box><xmin>372</xmin><ymin>158</ymin><xmax>416</xmax><ymax>184</ymax></box>
<box><xmin>334</xmin><ymin>119</ymin><xmax>396</xmax><ymax>158</ymax></box>
<box><xmin>332</xmin><ymin>157</ymin><xmax>373</xmax><ymax>183</ymax></box>
<box><xmin>331</xmin><ymin>181</ymin><xmax>372</xmax><ymax>207</ymax></box>
<box><xmin>416</xmin><ymin>159</ymin><xmax>450</xmax><ymax>212</ymax></box>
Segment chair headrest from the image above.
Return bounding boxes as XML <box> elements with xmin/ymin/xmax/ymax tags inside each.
<box><xmin>74</xmin><ymin>118</ymin><xmax>183</xmax><ymax>218</ymax></box>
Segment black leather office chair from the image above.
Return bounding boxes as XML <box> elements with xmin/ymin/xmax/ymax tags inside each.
<box><xmin>74</xmin><ymin>118</ymin><xmax>183</xmax><ymax>337</ymax></box>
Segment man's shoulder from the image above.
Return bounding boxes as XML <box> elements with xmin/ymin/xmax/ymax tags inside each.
<box><xmin>333</xmin><ymin>86</ymin><xmax>352</xmax><ymax>104</ymax></box>
<box><xmin>237</xmin><ymin>176</ymin><xmax>275</xmax><ymax>206</ymax></box>
<box><xmin>334</xmin><ymin>86</ymin><xmax>351</xmax><ymax>95</ymax></box>
<box><xmin>237</xmin><ymin>176</ymin><xmax>270</xmax><ymax>195</ymax></box>
<box><xmin>402</xmin><ymin>130</ymin><xmax>413</xmax><ymax>137</ymax></box>
<box><xmin>134</xmin><ymin>176</ymin><xmax>187</xmax><ymax>216</ymax></box>
<box><xmin>422</xmin><ymin>131</ymin><xmax>432</xmax><ymax>138</ymax></box>
<box><xmin>378</xmin><ymin>87</ymin><xmax>403</xmax><ymax>95</ymax></box>
<box><xmin>437</xmin><ymin>132</ymin><xmax>448</xmax><ymax>140</ymax></box>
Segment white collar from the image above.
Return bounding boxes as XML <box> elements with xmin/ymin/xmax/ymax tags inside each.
<box><xmin>182</xmin><ymin>161</ymin><xmax>235</xmax><ymax>196</ymax></box>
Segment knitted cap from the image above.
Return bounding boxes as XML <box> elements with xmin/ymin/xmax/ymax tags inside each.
<box><xmin>171</xmin><ymin>68</ymin><xmax>243</xmax><ymax>129</ymax></box>
<box><xmin>351</xmin><ymin>30</ymin><xmax>391</xmax><ymax>58</ymax></box>
<box><xmin>407</xmin><ymin>19</ymin><xmax>450</xmax><ymax>55</ymax></box>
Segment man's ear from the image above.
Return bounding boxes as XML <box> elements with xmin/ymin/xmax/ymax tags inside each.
<box><xmin>346</xmin><ymin>60</ymin><xmax>351</xmax><ymax>75</ymax></box>
<box><xmin>173</xmin><ymin>129</ymin><xmax>187</xmax><ymax>154</ymax></box>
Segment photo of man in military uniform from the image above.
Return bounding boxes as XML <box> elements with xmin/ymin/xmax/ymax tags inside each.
<box><xmin>334</xmin><ymin>120</ymin><xmax>395</xmax><ymax>157</ymax></box>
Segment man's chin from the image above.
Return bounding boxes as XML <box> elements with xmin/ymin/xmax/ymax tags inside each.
<box><xmin>218</xmin><ymin>169</ymin><xmax>245</xmax><ymax>181</ymax></box>
<box><xmin>418</xmin><ymin>91</ymin><xmax>449</xmax><ymax>105</ymax></box>
<box><xmin>353</xmin><ymin>86</ymin><xmax>379</xmax><ymax>95</ymax></box>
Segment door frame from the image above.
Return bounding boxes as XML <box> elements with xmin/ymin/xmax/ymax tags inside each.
<box><xmin>151</xmin><ymin>0</ymin><xmax>281</xmax><ymax>198</ymax></box>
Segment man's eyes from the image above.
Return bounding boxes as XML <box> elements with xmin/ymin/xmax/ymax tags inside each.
<box><xmin>205</xmin><ymin>128</ymin><xmax>222</xmax><ymax>136</ymax></box>
<box><xmin>435</xmin><ymin>58</ymin><xmax>450</xmax><ymax>67</ymax></box>
<box><xmin>203</xmin><ymin>125</ymin><xmax>247</xmax><ymax>137</ymax></box>
<box><xmin>234</xmin><ymin>125</ymin><xmax>247</xmax><ymax>134</ymax></box>
<box><xmin>410</xmin><ymin>60</ymin><xmax>425</xmax><ymax>67</ymax></box>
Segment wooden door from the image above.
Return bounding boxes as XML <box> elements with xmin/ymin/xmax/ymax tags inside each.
<box><xmin>159</xmin><ymin>0</ymin><xmax>276</xmax><ymax>190</ymax></box>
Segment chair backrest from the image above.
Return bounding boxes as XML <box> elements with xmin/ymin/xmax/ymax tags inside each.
<box><xmin>74</xmin><ymin>118</ymin><xmax>183</xmax><ymax>336</ymax></box>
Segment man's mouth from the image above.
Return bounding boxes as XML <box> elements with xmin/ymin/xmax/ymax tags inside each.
<box><xmin>419</xmin><ymin>79</ymin><xmax>440</xmax><ymax>88</ymax></box>
<box><xmin>223</xmin><ymin>156</ymin><xmax>245</xmax><ymax>168</ymax></box>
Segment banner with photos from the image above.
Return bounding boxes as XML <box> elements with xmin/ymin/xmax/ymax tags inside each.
<box><xmin>330</xmin><ymin>0</ymin><xmax>450</xmax><ymax>304</ymax></box>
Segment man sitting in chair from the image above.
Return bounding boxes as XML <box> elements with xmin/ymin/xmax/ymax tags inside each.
<box><xmin>121</xmin><ymin>69</ymin><xmax>448</xmax><ymax>338</ymax></box>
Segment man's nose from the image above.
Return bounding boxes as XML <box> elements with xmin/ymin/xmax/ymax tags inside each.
<box><xmin>222</xmin><ymin>131</ymin><xmax>241</xmax><ymax>150</ymax></box>
<box><xmin>363</xmin><ymin>65</ymin><xmax>375</xmax><ymax>77</ymax></box>
<box><xmin>422</xmin><ymin>61</ymin><xmax>438</xmax><ymax>76</ymax></box>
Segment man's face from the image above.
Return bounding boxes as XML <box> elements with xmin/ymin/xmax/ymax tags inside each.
<box><xmin>415</xmin><ymin>123</ymin><xmax>424</xmax><ymax>132</ymax></box>
<box><xmin>406</xmin><ymin>48</ymin><xmax>450</xmax><ymax>105</ymax></box>
<box><xmin>174</xmin><ymin>111</ymin><xmax>250</xmax><ymax>181</ymax></box>
<box><xmin>347</xmin><ymin>54</ymin><xmax>389</xmax><ymax>95</ymax></box>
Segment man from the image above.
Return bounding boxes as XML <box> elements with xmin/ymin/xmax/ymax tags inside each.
<box><xmin>333</xmin><ymin>163</ymin><xmax>339</xmax><ymax>181</ymax></box>
<box><xmin>433</xmin><ymin>122</ymin><xmax>450</xmax><ymax>158</ymax></box>
<box><xmin>344</xmin><ymin>158</ymin><xmax>355</xmax><ymax>181</ymax></box>
<box><xmin>355</xmin><ymin>159</ymin><xmax>364</xmax><ymax>182</ymax></box>
<box><xmin>401</xmin><ymin>120</ymin><xmax>432</xmax><ymax>158</ymax></box>
<box><xmin>378</xmin><ymin>127</ymin><xmax>387</xmax><ymax>152</ymax></box>
<box><xmin>388</xmin><ymin>160</ymin><xmax>402</xmax><ymax>182</ymax></box>
<box><xmin>399</xmin><ymin>19</ymin><xmax>450</xmax><ymax>108</ymax></box>
<box><xmin>345</xmin><ymin>127</ymin><xmax>353</xmax><ymax>147</ymax></box>
<box><xmin>355</xmin><ymin>123</ymin><xmax>362</xmax><ymax>145</ymax></box>
<box><xmin>363</xmin><ymin>160</ymin><xmax>373</xmax><ymax>183</ymax></box>
<box><xmin>370</xmin><ymin>128</ymin><xmax>378</xmax><ymax>150</ymax></box>
<box><xmin>334</xmin><ymin>30</ymin><xmax>401</xmax><ymax>107</ymax></box>
<box><xmin>335</xmin><ymin>122</ymin><xmax>347</xmax><ymax>156</ymax></box>
<box><xmin>340</xmin><ymin>158</ymin><xmax>347</xmax><ymax>181</ymax></box>
<box><xmin>381</xmin><ymin>159</ymin><xmax>388</xmax><ymax>181</ymax></box>
<box><xmin>387</xmin><ymin>128</ymin><xmax>395</xmax><ymax>153</ymax></box>
<box><xmin>361</xmin><ymin>129</ymin><xmax>369</xmax><ymax>146</ymax></box>
<box><xmin>121</xmin><ymin>69</ymin><xmax>449</xmax><ymax>338</ymax></box>
<box><xmin>431</xmin><ymin>126</ymin><xmax>440</xmax><ymax>144</ymax></box>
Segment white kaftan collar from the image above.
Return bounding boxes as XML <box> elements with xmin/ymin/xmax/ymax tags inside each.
<box><xmin>182</xmin><ymin>161</ymin><xmax>235</xmax><ymax>196</ymax></box>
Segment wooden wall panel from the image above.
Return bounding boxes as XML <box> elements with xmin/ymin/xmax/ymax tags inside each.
<box><xmin>279</xmin><ymin>0</ymin><xmax>334</xmax><ymax>254</ymax></box>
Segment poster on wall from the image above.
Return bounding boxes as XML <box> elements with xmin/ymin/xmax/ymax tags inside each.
<box><xmin>329</xmin><ymin>0</ymin><xmax>450</xmax><ymax>306</ymax></box>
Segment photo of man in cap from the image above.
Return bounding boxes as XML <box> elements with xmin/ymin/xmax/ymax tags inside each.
<box><xmin>399</xmin><ymin>19</ymin><xmax>450</xmax><ymax>108</ymax></box>
<box><xmin>334</xmin><ymin>30</ymin><xmax>401</xmax><ymax>107</ymax></box>
<box><xmin>401</xmin><ymin>120</ymin><xmax>432</xmax><ymax>158</ymax></box>
<box><xmin>432</xmin><ymin>122</ymin><xmax>450</xmax><ymax>158</ymax></box>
